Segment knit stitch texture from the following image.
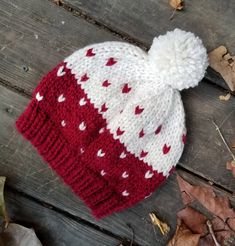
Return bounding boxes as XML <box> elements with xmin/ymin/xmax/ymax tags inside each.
<box><xmin>16</xmin><ymin>29</ymin><xmax>208</xmax><ymax>218</ymax></box>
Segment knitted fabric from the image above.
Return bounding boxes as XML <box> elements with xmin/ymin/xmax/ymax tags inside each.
<box><xmin>16</xmin><ymin>29</ymin><xmax>208</xmax><ymax>218</ymax></box>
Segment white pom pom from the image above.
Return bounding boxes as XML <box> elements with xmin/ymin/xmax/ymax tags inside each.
<box><xmin>148</xmin><ymin>29</ymin><xmax>208</xmax><ymax>91</ymax></box>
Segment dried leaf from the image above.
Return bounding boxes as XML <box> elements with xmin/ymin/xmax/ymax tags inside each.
<box><xmin>177</xmin><ymin>207</ymin><xmax>207</xmax><ymax>235</ymax></box>
<box><xmin>219</xmin><ymin>93</ymin><xmax>231</xmax><ymax>101</ymax></box>
<box><xmin>208</xmin><ymin>46</ymin><xmax>235</xmax><ymax>91</ymax></box>
<box><xmin>53</xmin><ymin>0</ymin><xmax>64</xmax><ymax>5</ymax></box>
<box><xmin>149</xmin><ymin>213</ymin><xmax>170</xmax><ymax>235</ymax></box>
<box><xmin>201</xmin><ymin>231</ymin><xmax>235</xmax><ymax>246</ymax></box>
<box><xmin>0</xmin><ymin>223</ymin><xmax>42</xmax><ymax>246</ymax></box>
<box><xmin>167</xmin><ymin>219</ymin><xmax>200</xmax><ymax>246</ymax></box>
<box><xmin>0</xmin><ymin>177</ymin><xmax>9</xmax><ymax>228</ymax></box>
<box><xmin>169</xmin><ymin>0</ymin><xmax>184</xmax><ymax>10</ymax></box>
<box><xmin>226</xmin><ymin>160</ymin><xmax>235</xmax><ymax>177</ymax></box>
<box><xmin>177</xmin><ymin>175</ymin><xmax>235</xmax><ymax>229</ymax></box>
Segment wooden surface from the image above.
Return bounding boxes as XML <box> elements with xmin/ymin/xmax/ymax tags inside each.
<box><xmin>0</xmin><ymin>0</ymin><xmax>235</xmax><ymax>245</ymax></box>
<box><xmin>62</xmin><ymin>0</ymin><xmax>235</xmax><ymax>90</ymax></box>
<box><xmin>5</xmin><ymin>189</ymin><xmax>120</xmax><ymax>246</ymax></box>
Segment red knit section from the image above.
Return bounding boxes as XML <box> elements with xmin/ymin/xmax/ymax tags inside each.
<box><xmin>16</xmin><ymin>62</ymin><xmax>166</xmax><ymax>218</ymax></box>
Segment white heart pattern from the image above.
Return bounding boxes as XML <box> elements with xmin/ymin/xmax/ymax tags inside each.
<box><xmin>119</xmin><ymin>152</ymin><xmax>126</xmax><ymax>159</ymax></box>
<box><xmin>79</xmin><ymin>121</ymin><xmax>86</xmax><ymax>131</ymax></box>
<box><xmin>36</xmin><ymin>92</ymin><xmax>43</xmax><ymax>101</ymax></box>
<box><xmin>97</xmin><ymin>149</ymin><xmax>105</xmax><ymax>157</ymax></box>
<box><xmin>99</xmin><ymin>127</ymin><xmax>105</xmax><ymax>134</ymax></box>
<box><xmin>100</xmin><ymin>170</ymin><xmax>106</xmax><ymax>176</ymax></box>
<box><xmin>122</xmin><ymin>190</ymin><xmax>129</xmax><ymax>196</ymax></box>
<box><xmin>80</xmin><ymin>147</ymin><xmax>84</xmax><ymax>154</ymax></box>
<box><xmin>57</xmin><ymin>65</ymin><xmax>66</xmax><ymax>77</ymax></box>
<box><xmin>61</xmin><ymin>120</ymin><xmax>66</xmax><ymax>127</ymax></box>
<box><xmin>121</xmin><ymin>171</ymin><xmax>129</xmax><ymax>178</ymax></box>
<box><xmin>145</xmin><ymin>192</ymin><xmax>152</xmax><ymax>199</ymax></box>
<box><xmin>145</xmin><ymin>170</ymin><xmax>154</xmax><ymax>179</ymax></box>
<box><xmin>79</xmin><ymin>97</ymin><xmax>87</xmax><ymax>106</ymax></box>
<box><xmin>58</xmin><ymin>94</ymin><xmax>65</xmax><ymax>102</ymax></box>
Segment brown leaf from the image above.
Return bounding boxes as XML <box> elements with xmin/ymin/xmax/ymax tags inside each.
<box><xmin>201</xmin><ymin>229</ymin><xmax>235</xmax><ymax>246</ymax></box>
<box><xmin>177</xmin><ymin>207</ymin><xmax>207</xmax><ymax>235</ymax></box>
<box><xmin>219</xmin><ymin>93</ymin><xmax>231</xmax><ymax>101</ymax></box>
<box><xmin>226</xmin><ymin>160</ymin><xmax>235</xmax><ymax>177</ymax></box>
<box><xmin>0</xmin><ymin>223</ymin><xmax>42</xmax><ymax>246</ymax></box>
<box><xmin>167</xmin><ymin>219</ymin><xmax>200</xmax><ymax>246</ymax></box>
<box><xmin>177</xmin><ymin>175</ymin><xmax>235</xmax><ymax>229</ymax></box>
<box><xmin>208</xmin><ymin>46</ymin><xmax>235</xmax><ymax>91</ymax></box>
<box><xmin>0</xmin><ymin>177</ymin><xmax>9</xmax><ymax>228</ymax></box>
<box><xmin>53</xmin><ymin>0</ymin><xmax>64</xmax><ymax>5</ymax></box>
<box><xmin>149</xmin><ymin>213</ymin><xmax>170</xmax><ymax>235</ymax></box>
<box><xmin>169</xmin><ymin>0</ymin><xmax>184</xmax><ymax>10</ymax></box>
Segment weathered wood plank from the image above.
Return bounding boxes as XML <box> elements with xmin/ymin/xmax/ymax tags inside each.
<box><xmin>0</xmin><ymin>0</ymin><xmax>121</xmax><ymax>93</ymax></box>
<box><xmin>61</xmin><ymin>0</ymin><xmax>235</xmax><ymax>90</ymax></box>
<box><xmin>0</xmin><ymin>0</ymin><xmax>234</xmax><ymax>195</ymax></box>
<box><xmin>0</xmin><ymin>85</ymin><xmax>235</xmax><ymax>245</ymax></box>
<box><xmin>181</xmin><ymin>84</ymin><xmax>235</xmax><ymax>190</ymax></box>
<box><xmin>5</xmin><ymin>190</ymin><xmax>119</xmax><ymax>246</ymax></box>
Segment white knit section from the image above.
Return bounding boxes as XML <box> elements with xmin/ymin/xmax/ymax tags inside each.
<box><xmin>64</xmin><ymin>29</ymin><xmax>207</xmax><ymax>176</ymax></box>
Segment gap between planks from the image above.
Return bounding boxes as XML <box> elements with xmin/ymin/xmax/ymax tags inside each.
<box><xmin>47</xmin><ymin>0</ymin><xmax>230</xmax><ymax>91</ymax></box>
<box><xmin>5</xmin><ymin>185</ymin><xmax>136</xmax><ymax>245</ymax></box>
<box><xmin>46</xmin><ymin>0</ymin><xmax>147</xmax><ymax>49</ymax></box>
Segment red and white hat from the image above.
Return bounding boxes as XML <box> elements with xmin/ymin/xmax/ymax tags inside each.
<box><xmin>16</xmin><ymin>29</ymin><xmax>208</xmax><ymax>218</ymax></box>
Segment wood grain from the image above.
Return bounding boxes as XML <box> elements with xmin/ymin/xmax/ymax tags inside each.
<box><xmin>61</xmin><ymin>0</ymin><xmax>235</xmax><ymax>90</ymax></box>
<box><xmin>0</xmin><ymin>0</ymin><xmax>120</xmax><ymax>94</ymax></box>
<box><xmin>4</xmin><ymin>190</ymin><xmax>119</xmax><ymax>246</ymax></box>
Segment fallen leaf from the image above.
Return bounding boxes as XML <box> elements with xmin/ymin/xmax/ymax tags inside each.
<box><xmin>177</xmin><ymin>175</ymin><xmax>235</xmax><ymax>229</ymax></box>
<box><xmin>0</xmin><ymin>223</ymin><xmax>42</xmax><ymax>246</ymax></box>
<box><xmin>167</xmin><ymin>218</ymin><xmax>200</xmax><ymax>246</ymax></box>
<box><xmin>169</xmin><ymin>0</ymin><xmax>184</xmax><ymax>10</ymax></box>
<box><xmin>226</xmin><ymin>160</ymin><xmax>235</xmax><ymax>177</ymax></box>
<box><xmin>177</xmin><ymin>207</ymin><xmax>207</xmax><ymax>235</ymax></box>
<box><xmin>208</xmin><ymin>46</ymin><xmax>235</xmax><ymax>91</ymax></box>
<box><xmin>0</xmin><ymin>177</ymin><xmax>9</xmax><ymax>228</ymax></box>
<box><xmin>149</xmin><ymin>212</ymin><xmax>170</xmax><ymax>235</ymax></box>
<box><xmin>201</xmin><ymin>230</ymin><xmax>235</xmax><ymax>246</ymax></box>
<box><xmin>53</xmin><ymin>0</ymin><xmax>64</xmax><ymax>5</ymax></box>
<box><xmin>219</xmin><ymin>93</ymin><xmax>231</xmax><ymax>101</ymax></box>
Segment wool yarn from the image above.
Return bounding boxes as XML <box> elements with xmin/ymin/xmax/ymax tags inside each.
<box><xmin>16</xmin><ymin>29</ymin><xmax>208</xmax><ymax>218</ymax></box>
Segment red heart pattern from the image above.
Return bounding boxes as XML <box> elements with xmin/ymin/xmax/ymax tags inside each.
<box><xmin>116</xmin><ymin>127</ymin><xmax>125</xmax><ymax>136</ymax></box>
<box><xmin>140</xmin><ymin>150</ymin><xmax>148</xmax><ymax>158</ymax></box>
<box><xmin>122</xmin><ymin>83</ymin><xmax>132</xmax><ymax>94</ymax></box>
<box><xmin>102</xmin><ymin>80</ymin><xmax>111</xmax><ymax>87</ymax></box>
<box><xmin>139</xmin><ymin>129</ymin><xmax>145</xmax><ymax>138</ymax></box>
<box><xmin>163</xmin><ymin>144</ymin><xmax>171</xmax><ymax>155</ymax></box>
<box><xmin>106</xmin><ymin>57</ymin><xmax>117</xmax><ymax>66</ymax></box>
<box><xmin>135</xmin><ymin>105</ymin><xmax>144</xmax><ymax>115</ymax></box>
<box><xmin>101</xmin><ymin>103</ymin><xmax>108</xmax><ymax>112</ymax></box>
<box><xmin>86</xmin><ymin>48</ymin><xmax>96</xmax><ymax>57</ymax></box>
<box><xmin>155</xmin><ymin>125</ymin><xmax>162</xmax><ymax>135</ymax></box>
<box><xmin>80</xmin><ymin>73</ymin><xmax>89</xmax><ymax>82</ymax></box>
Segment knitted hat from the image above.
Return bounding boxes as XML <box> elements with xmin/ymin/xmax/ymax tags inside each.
<box><xmin>16</xmin><ymin>29</ymin><xmax>208</xmax><ymax>218</ymax></box>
